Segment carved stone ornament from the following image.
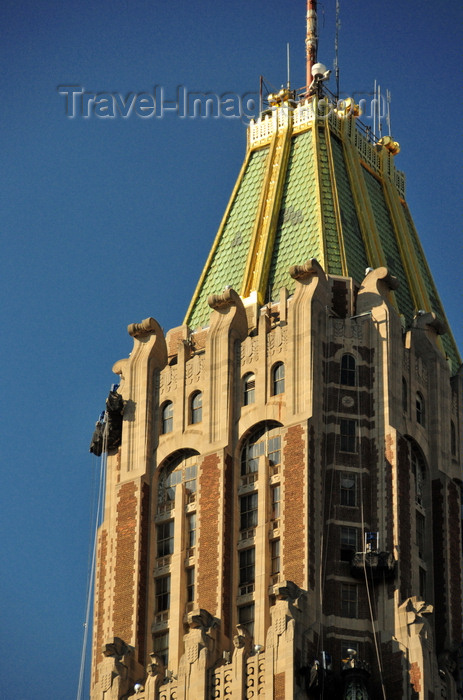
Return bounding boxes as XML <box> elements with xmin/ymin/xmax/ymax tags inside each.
<box><xmin>99</xmin><ymin>637</ymin><xmax>132</xmax><ymax>699</ymax></box>
<box><xmin>187</xmin><ymin>608</ymin><xmax>219</xmax><ymax>633</ymax></box>
<box><xmin>208</xmin><ymin>287</ymin><xmax>241</xmax><ymax>311</ymax></box>
<box><xmin>412</xmin><ymin>311</ymin><xmax>447</xmax><ymax>336</ymax></box>
<box><xmin>362</xmin><ymin>266</ymin><xmax>399</xmax><ymax>291</ymax></box>
<box><xmin>289</xmin><ymin>258</ymin><xmax>325</xmax><ymax>281</ymax></box>
<box><xmin>333</xmin><ymin>319</ymin><xmax>363</xmax><ymax>340</ymax></box>
<box><xmin>275</xmin><ymin>579</ymin><xmax>303</xmax><ymax>603</ymax></box>
<box><xmin>127</xmin><ymin>317</ymin><xmax>159</xmax><ymax>338</ymax></box>
<box><xmin>233</xmin><ymin>624</ymin><xmax>253</xmax><ymax>653</ymax></box>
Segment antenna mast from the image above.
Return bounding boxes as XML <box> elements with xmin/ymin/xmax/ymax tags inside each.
<box><xmin>287</xmin><ymin>42</ymin><xmax>291</xmax><ymax>89</ymax></box>
<box><xmin>306</xmin><ymin>0</ymin><xmax>318</xmax><ymax>90</ymax></box>
<box><xmin>334</xmin><ymin>0</ymin><xmax>340</xmax><ymax>99</ymax></box>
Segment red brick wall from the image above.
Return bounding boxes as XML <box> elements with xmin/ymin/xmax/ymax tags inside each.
<box><xmin>308</xmin><ymin>425</ymin><xmax>316</xmax><ymax>590</ymax></box>
<box><xmin>410</xmin><ymin>661</ymin><xmax>422</xmax><ymax>694</ymax></box>
<box><xmin>92</xmin><ymin>528</ymin><xmax>107</xmax><ymax>686</ymax></box>
<box><xmin>222</xmin><ymin>453</ymin><xmax>233</xmax><ymax>639</ymax></box>
<box><xmin>197</xmin><ymin>453</ymin><xmax>220</xmax><ymax>614</ymax></box>
<box><xmin>137</xmin><ymin>481</ymin><xmax>150</xmax><ymax>664</ymax></box>
<box><xmin>274</xmin><ymin>672</ymin><xmax>285</xmax><ymax>700</ymax></box>
<box><xmin>447</xmin><ymin>480</ymin><xmax>462</xmax><ymax>645</ymax></box>
<box><xmin>283</xmin><ymin>425</ymin><xmax>305</xmax><ymax>587</ymax></box>
<box><xmin>113</xmin><ymin>480</ymin><xmax>138</xmax><ymax>643</ymax></box>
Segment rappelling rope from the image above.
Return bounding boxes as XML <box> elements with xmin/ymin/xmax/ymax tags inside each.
<box><xmin>358</xmin><ymin>313</ymin><xmax>387</xmax><ymax>700</ymax></box>
<box><xmin>76</xmin><ymin>417</ymin><xmax>108</xmax><ymax>700</ymax></box>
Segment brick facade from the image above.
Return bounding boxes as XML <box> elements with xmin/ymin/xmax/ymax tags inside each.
<box><xmin>283</xmin><ymin>424</ymin><xmax>306</xmax><ymax>587</ymax></box>
<box><xmin>113</xmin><ymin>481</ymin><xmax>138</xmax><ymax>643</ymax></box>
<box><xmin>197</xmin><ymin>453</ymin><xmax>221</xmax><ymax>614</ymax></box>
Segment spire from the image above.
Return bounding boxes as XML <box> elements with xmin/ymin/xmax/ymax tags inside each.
<box><xmin>306</xmin><ymin>0</ymin><xmax>318</xmax><ymax>90</ymax></box>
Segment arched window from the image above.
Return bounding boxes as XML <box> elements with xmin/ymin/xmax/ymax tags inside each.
<box><xmin>240</xmin><ymin>422</ymin><xmax>281</xmax><ymax>476</ymax></box>
<box><xmin>190</xmin><ymin>391</ymin><xmax>202</xmax><ymax>424</ymax></box>
<box><xmin>157</xmin><ymin>451</ymin><xmax>198</xmax><ymax>511</ymax></box>
<box><xmin>272</xmin><ymin>362</ymin><xmax>285</xmax><ymax>395</ymax></box>
<box><xmin>161</xmin><ymin>401</ymin><xmax>173</xmax><ymax>434</ymax></box>
<box><xmin>402</xmin><ymin>377</ymin><xmax>408</xmax><ymax>413</ymax></box>
<box><xmin>416</xmin><ymin>392</ymin><xmax>425</xmax><ymax>426</ymax></box>
<box><xmin>243</xmin><ymin>373</ymin><xmax>255</xmax><ymax>406</ymax></box>
<box><xmin>340</xmin><ymin>354</ymin><xmax>356</xmax><ymax>386</ymax></box>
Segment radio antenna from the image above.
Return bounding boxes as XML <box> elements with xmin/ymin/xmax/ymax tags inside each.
<box><xmin>287</xmin><ymin>42</ymin><xmax>291</xmax><ymax>88</ymax></box>
<box><xmin>334</xmin><ymin>0</ymin><xmax>340</xmax><ymax>99</ymax></box>
<box><xmin>386</xmin><ymin>89</ymin><xmax>392</xmax><ymax>136</ymax></box>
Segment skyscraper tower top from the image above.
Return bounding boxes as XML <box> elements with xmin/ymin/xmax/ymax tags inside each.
<box><xmin>88</xmin><ymin>4</ymin><xmax>462</xmax><ymax>700</ymax></box>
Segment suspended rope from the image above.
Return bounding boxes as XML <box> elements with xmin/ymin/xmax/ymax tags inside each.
<box><xmin>357</xmin><ymin>313</ymin><xmax>387</xmax><ymax>700</ymax></box>
<box><xmin>77</xmin><ymin>417</ymin><xmax>108</xmax><ymax>700</ymax></box>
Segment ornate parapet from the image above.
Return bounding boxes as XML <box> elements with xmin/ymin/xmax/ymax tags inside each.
<box><xmin>412</xmin><ymin>310</ymin><xmax>447</xmax><ymax>335</ymax></box>
<box><xmin>128</xmin><ymin>317</ymin><xmax>161</xmax><ymax>338</ymax></box>
<box><xmin>208</xmin><ymin>286</ymin><xmax>241</xmax><ymax>312</ymax></box>
<box><xmin>356</xmin><ymin>266</ymin><xmax>399</xmax><ymax>315</ymax></box>
<box><xmin>289</xmin><ymin>257</ymin><xmax>326</xmax><ymax>283</ymax></box>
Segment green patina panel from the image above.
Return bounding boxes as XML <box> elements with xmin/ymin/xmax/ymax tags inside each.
<box><xmin>362</xmin><ymin>166</ymin><xmax>415</xmax><ymax>323</ymax></box>
<box><xmin>330</xmin><ymin>133</ymin><xmax>369</xmax><ymax>284</ymax></box>
<box><xmin>401</xmin><ymin>201</ymin><xmax>460</xmax><ymax>373</ymax></box>
<box><xmin>268</xmin><ymin>130</ymin><xmax>322</xmax><ymax>300</ymax></box>
<box><xmin>187</xmin><ymin>146</ymin><xmax>269</xmax><ymax>329</ymax></box>
<box><xmin>317</xmin><ymin>128</ymin><xmax>342</xmax><ymax>275</ymax></box>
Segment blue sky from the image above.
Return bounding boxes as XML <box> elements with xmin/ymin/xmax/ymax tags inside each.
<box><xmin>1</xmin><ymin>2</ymin><xmax>461</xmax><ymax>698</ymax></box>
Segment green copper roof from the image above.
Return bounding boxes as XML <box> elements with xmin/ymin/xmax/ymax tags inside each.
<box><xmin>317</xmin><ymin>128</ymin><xmax>343</xmax><ymax>275</ymax></box>
<box><xmin>401</xmin><ymin>200</ymin><xmax>460</xmax><ymax>372</ymax></box>
<box><xmin>268</xmin><ymin>130</ymin><xmax>321</xmax><ymax>299</ymax></box>
<box><xmin>184</xmin><ymin>104</ymin><xmax>460</xmax><ymax>371</ymax></box>
<box><xmin>362</xmin><ymin>165</ymin><xmax>415</xmax><ymax>322</ymax></box>
<box><xmin>330</xmin><ymin>134</ymin><xmax>368</xmax><ymax>283</ymax></box>
<box><xmin>187</xmin><ymin>146</ymin><xmax>269</xmax><ymax>329</ymax></box>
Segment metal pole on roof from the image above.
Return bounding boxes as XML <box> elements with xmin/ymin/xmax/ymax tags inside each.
<box><xmin>306</xmin><ymin>0</ymin><xmax>318</xmax><ymax>91</ymax></box>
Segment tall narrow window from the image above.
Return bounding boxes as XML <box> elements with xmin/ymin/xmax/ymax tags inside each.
<box><xmin>416</xmin><ymin>392</ymin><xmax>425</xmax><ymax>426</ymax></box>
<box><xmin>402</xmin><ymin>377</ymin><xmax>408</xmax><ymax>413</ymax></box>
<box><xmin>161</xmin><ymin>401</ymin><xmax>173</xmax><ymax>434</ymax></box>
<box><xmin>239</xmin><ymin>547</ymin><xmax>255</xmax><ymax>593</ymax></box>
<box><xmin>419</xmin><ymin>567</ymin><xmax>427</xmax><ymax>599</ymax></box>
<box><xmin>340</xmin><ymin>473</ymin><xmax>357</xmax><ymax>507</ymax></box>
<box><xmin>187</xmin><ymin>513</ymin><xmax>196</xmax><ymax>550</ymax></box>
<box><xmin>155</xmin><ymin>575</ymin><xmax>170</xmax><ymax>614</ymax></box>
<box><xmin>243</xmin><ymin>373</ymin><xmax>255</xmax><ymax>406</ymax></box>
<box><xmin>411</xmin><ymin>447</ymin><xmax>426</xmax><ymax>506</ymax></box>
<box><xmin>340</xmin><ymin>354</ymin><xmax>356</xmax><ymax>386</ymax></box>
<box><xmin>416</xmin><ymin>512</ymin><xmax>425</xmax><ymax>559</ymax></box>
<box><xmin>153</xmin><ymin>631</ymin><xmax>169</xmax><ymax>666</ymax></box>
<box><xmin>341</xmin><ymin>583</ymin><xmax>358</xmax><ymax>618</ymax></box>
<box><xmin>156</xmin><ymin>520</ymin><xmax>174</xmax><ymax>558</ymax></box>
<box><xmin>186</xmin><ymin>567</ymin><xmax>195</xmax><ymax>603</ymax></box>
<box><xmin>272</xmin><ymin>362</ymin><xmax>285</xmax><ymax>395</ymax></box>
<box><xmin>451</xmin><ymin>421</ymin><xmax>456</xmax><ymax>456</ymax></box>
<box><xmin>238</xmin><ymin>603</ymin><xmax>254</xmax><ymax>637</ymax></box>
<box><xmin>271</xmin><ymin>539</ymin><xmax>280</xmax><ymax>574</ymax></box>
<box><xmin>271</xmin><ymin>485</ymin><xmax>281</xmax><ymax>520</ymax></box>
<box><xmin>190</xmin><ymin>391</ymin><xmax>202</xmax><ymax>424</ymax></box>
<box><xmin>240</xmin><ymin>492</ymin><xmax>258</xmax><ymax>532</ymax></box>
<box><xmin>340</xmin><ymin>526</ymin><xmax>358</xmax><ymax>561</ymax></box>
<box><xmin>340</xmin><ymin>418</ymin><xmax>357</xmax><ymax>453</ymax></box>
